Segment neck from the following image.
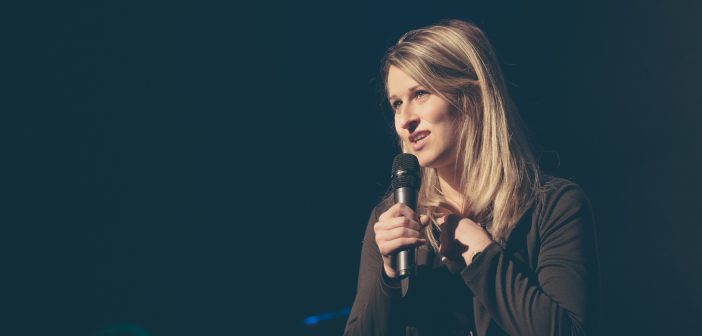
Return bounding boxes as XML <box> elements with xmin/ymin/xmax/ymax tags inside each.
<box><xmin>437</xmin><ymin>165</ymin><xmax>463</xmax><ymax>212</ymax></box>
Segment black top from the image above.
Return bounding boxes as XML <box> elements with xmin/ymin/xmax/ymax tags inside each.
<box><xmin>344</xmin><ymin>177</ymin><xmax>600</xmax><ymax>335</ymax></box>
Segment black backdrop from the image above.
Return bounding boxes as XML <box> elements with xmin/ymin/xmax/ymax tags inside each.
<box><xmin>5</xmin><ymin>0</ymin><xmax>702</xmax><ymax>335</ymax></box>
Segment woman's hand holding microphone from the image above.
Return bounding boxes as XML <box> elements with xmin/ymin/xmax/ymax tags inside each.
<box><xmin>374</xmin><ymin>203</ymin><xmax>430</xmax><ymax>279</ymax></box>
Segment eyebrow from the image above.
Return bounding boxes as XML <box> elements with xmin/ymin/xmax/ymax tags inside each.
<box><xmin>387</xmin><ymin>85</ymin><xmax>422</xmax><ymax>101</ymax></box>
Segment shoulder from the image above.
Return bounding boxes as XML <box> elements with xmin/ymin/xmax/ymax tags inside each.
<box><xmin>533</xmin><ymin>176</ymin><xmax>594</xmax><ymax>235</ymax></box>
<box><xmin>538</xmin><ymin>175</ymin><xmax>591</xmax><ymax>211</ymax></box>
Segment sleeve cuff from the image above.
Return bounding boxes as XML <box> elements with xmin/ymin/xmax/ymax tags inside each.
<box><xmin>460</xmin><ymin>242</ymin><xmax>501</xmax><ymax>284</ymax></box>
<box><xmin>379</xmin><ymin>269</ymin><xmax>402</xmax><ymax>297</ymax></box>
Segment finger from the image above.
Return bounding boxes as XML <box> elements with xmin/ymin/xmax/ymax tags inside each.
<box><xmin>419</xmin><ymin>214</ymin><xmax>430</xmax><ymax>227</ymax></box>
<box><xmin>386</xmin><ymin>216</ymin><xmax>421</xmax><ymax>230</ymax></box>
<box><xmin>378</xmin><ymin>237</ymin><xmax>426</xmax><ymax>256</ymax></box>
<box><xmin>375</xmin><ymin>226</ymin><xmax>422</xmax><ymax>242</ymax></box>
<box><xmin>378</xmin><ymin>203</ymin><xmax>417</xmax><ymax>222</ymax></box>
<box><xmin>374</xmin><ymin>217</ymin><xmax>422</xmax><ymax>234</ymax></box>
<box><xmin>437</xmin><ymin>214</ymin><xmax>460</xmax><ymax>231</ymax></box>
<box><xmin>378</xmin><ymin>203</ymin><xmax>403</xmax><ymax>221</ymax></box>
<box><xmin>394</xmin><ymin>203</ymin><xmax>418</xmax><ymax>221</ymax></box>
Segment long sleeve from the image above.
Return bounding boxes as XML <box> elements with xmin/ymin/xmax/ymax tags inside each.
<box><xmin>461</xmin><ymin>182</ymin><xmax>600</xmax><ymax>335</ymax></box>
<box><xmin>344</xmin><ymin>203</ymin><xmax>406</xmax><ymax>336</ymax></box>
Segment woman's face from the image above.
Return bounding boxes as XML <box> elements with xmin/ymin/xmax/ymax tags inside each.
<box><xmin>387</xmin><ymin>66</ymin><xmax>460</xmax><ymax>169</ymax></box>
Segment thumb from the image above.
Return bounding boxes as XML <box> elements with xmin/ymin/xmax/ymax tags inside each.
<box><xmin>419</xmin><ymin>214</ymin><xmax>430</xmax><ymax>227</ymax></box>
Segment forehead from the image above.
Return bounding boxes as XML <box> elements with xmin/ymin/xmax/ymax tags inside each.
<box><xmin>386</xmin><ymin>66</ymin><xmax>420</xmax><ymax>98</ymax></box>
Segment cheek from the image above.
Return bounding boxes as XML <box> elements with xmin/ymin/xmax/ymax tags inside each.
<box><xmin>393</xmin><ymin>116</ymin><xmax>403</xmax><ymax>135</ymax></box>
<box><xmin>428</xmin><ymin>101</ymin><xmax>453</xmax><ymax>122</ymax></box>
<box><xmin>430</xmin><ymin>104</ymin><xmax>457</xmax><ymax>132</ymax></box>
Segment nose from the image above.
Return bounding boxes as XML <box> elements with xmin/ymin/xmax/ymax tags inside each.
<box><xmin>397</xmin><ymin>104</ymin><xmax>420</xmax><ymax>134</ymax></box>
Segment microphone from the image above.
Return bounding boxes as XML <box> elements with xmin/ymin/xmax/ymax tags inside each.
<box><xmin>390</xmin><ymin>153</ymin><xmax>421</xmax><ymax>279</ymax></box>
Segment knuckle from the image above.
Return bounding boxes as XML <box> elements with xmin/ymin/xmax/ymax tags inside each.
<box><xmin>390</xmin><ymin>203</ymin><xmax>402</xmax><ymax>213</ymax></box>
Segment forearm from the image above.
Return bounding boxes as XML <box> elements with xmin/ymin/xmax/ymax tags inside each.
<box><xmin>461</xmin><ymin>243</ymin><xmax>596</xmax><ymax>335</ymax></box>
<box><xmin>345</xmin><ymin>202</ymin><xmax>406</xmax><ymax>336</ymax></box>
<box><xmin>344</xmin><ymin>268</ymin><xmax>404</xmax><ymax>336</ymax></box>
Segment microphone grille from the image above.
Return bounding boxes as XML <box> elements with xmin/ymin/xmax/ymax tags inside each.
<box><xmin>391</xmin><ymin>154</ymin><xmax>421</xmax><ymax>190</ymax></box>
<box><xmin>392</xmin><ymin>153</ymin><xmax>420</xmax><ymax>174</ymax></box>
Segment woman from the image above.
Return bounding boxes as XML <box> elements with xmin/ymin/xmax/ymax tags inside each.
<box><xmin>344</xmin><ymin>20</ymin><xmax>599</xmax><ymax>335</ymax></box>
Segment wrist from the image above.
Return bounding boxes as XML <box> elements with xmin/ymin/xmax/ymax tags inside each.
<box><xmin>462</xmin><ymin>243</ymin><xmax>490</xmax><ymax>265</ymax></box>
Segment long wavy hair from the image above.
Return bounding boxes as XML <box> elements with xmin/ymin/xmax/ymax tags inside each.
<box><xmin>382</xmin><ymin>19</ymin><xmax>545</xmax><ymax>247</ymax></box>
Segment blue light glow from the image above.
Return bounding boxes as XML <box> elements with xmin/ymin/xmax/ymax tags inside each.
<box><xmin>303</xmin><ymin>316</ymin><xmax>321</xmax><ymax>326</ymax></box>
<box><xmin>303</xmin><ymin>307</ymin><xmax>352</xmax><ymax>326</ymax></box>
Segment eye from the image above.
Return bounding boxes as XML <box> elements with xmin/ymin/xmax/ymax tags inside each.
<box><xmin>391</xmin><ymin>100</ymin><xmax>402</xmax><ymax>110</ymax></box>
<box><xmin>415</xmin><ymin>90</ymin><xmax>430</xmax><ymax>100</ymax></box>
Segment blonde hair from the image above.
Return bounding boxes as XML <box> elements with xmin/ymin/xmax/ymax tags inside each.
<box><xmin>382</xmin><ymin>19</ymin><xmax>544</xmax><ymax>247</ymax></box>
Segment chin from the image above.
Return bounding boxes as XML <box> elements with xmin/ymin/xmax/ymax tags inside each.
<box><xmin>418</xmin><ymin>151</ymin><xmax>456</xmax><ymax>170</ymax></box>
<box><xmin>405</xmin><ymin>146</ymin><xmax>446</xmax><ymax>168</ymax></box>
<box><xmin>416</xmin><ymin>153</ymin><xmax>439</xmax><ymax>168</ymax></box>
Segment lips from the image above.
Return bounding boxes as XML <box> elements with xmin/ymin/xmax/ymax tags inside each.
<box><xmin>408</xmin><ymin>131</ymin><xmax>430</xmax><ymax>151</ymax></box>
<box><xmin>409</xmin><ymin>131</ymin><xmax>430</xmax><ymax>143</ymax></box>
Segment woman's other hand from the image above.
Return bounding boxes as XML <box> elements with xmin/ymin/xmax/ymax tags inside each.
<box><xmin>437</xmin><ymin>214</ymin><xmax>493</xmax><ymax>265</ymax></box>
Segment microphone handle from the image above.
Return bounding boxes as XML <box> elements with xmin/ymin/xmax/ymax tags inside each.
<box><xmin>394</xmin><ymin>186</ymin><xmax>417</xmax><ymax>278</ymax></box>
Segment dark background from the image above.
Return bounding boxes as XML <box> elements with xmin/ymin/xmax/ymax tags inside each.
<box><xmin>5</xmin><ymin>0</ymin><xmax>702</xmax><ymax>335</ymax></box>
